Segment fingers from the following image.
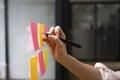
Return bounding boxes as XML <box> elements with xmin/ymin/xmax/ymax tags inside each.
<box><xmin>42</xmin><ymin>32</ymin><xmax>59</xmax><ymax>45</ymax></box>
<box><xmin>54</xmin><ymin>26</ymin><xmax>66</xmax><ymax>39</ymax></box>
<box><xmin>43</xmin><ymin>35</ymin><xmax>60</xmax><ymax>48</ymax></box>
<box><xmin>43</xmin><ymin>26</ymin><xmax>65</xmax><ymax>44</ymax></box>
<box><xmin>54</xmin><ymin>26</ymin><xmax>60</xmax><ymax>37</ymax></box>
<box><xmin>42</xmin><ymin>34</ymin><xmax>48</xmax><ymax>42</ymax></box>
<box><xmin>47</xmin><ymin>26</ymin><xmax>55</xmax><ymax>35</ymax></box>
<box><xmin>43</xmin><ymin>26</ymin><xmax>55</xmax><ymax>43</ymax></box>
<box><xmin>46</xmin><ymin>26</ymin><xmax>65</xmax><ymax>39</ymax></box>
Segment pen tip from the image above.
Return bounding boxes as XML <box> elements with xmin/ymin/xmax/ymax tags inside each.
<box><xmin>43</xmin><ymin>32</ymin><xmax>49</xmax><ymax>37</ymax></box>
<box><xmin>42</xmin><ymin>32</ymin><xmax>46</xmax><ymax>35</ymax></box>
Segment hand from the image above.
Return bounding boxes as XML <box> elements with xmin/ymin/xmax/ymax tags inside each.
<box><xmin>43</xmin><ymin>26</ymin><xmax>67</xmax><ymax>61</ymax></box>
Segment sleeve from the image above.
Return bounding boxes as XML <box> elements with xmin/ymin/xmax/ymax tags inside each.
<box><xmin>94</xmin><ymin>62</ymin><xmax>120</xmax><ymax>80</ymax></box>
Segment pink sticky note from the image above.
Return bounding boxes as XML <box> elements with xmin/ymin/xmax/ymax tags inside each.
<box><xmin>31</xmin><ymin>22</ymin><xmax>39</xmax><ymax>51</ymax></box>
<box><xmin>44</xmin><ymin>25</ymin><xmax>48</xmax><ymax>33</ymax></box>
<box><xmin>38</xmin><ymin>51</ymin><xmax>46</xmax><ymax>76</ymax></box>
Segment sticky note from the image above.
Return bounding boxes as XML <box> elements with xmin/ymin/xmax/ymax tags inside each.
<box><xmin>38</xmin><ymin>24</ymin><xmax>44</xmax><ymax>47</ymax></box>
<box><xmin>44</xmin><ymin>25</ymin><xmax>48</xmax><ymax>33</ymax></box>
<box><xmin>31</xmin><ymin>22</ymin><xmax>39</xmax><ymax>51</ymax></box>
<box><xmin>43</xmin><ymin>48</ymin><xmax>48</xmax><ymax>68</ymax></box>
<box><xmin>30</xmin><ymin>55</ymin><xmax>39</xmax><ymax>80</ymax></box>
<box><xmin>38</xmin><ymin>51</ymin><xmax>46</xmax><ymax>76</ymax></box>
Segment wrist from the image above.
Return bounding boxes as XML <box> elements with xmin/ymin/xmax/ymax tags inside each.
<box><xmin>56</xmin><ymin>52</ymin><xmax>69</xmax><ymax>64</ymax></box>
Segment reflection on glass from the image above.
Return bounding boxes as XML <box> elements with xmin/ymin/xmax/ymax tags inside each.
<box><xmin>96</xmin><ymin>4</ymin><xmax>120</xmax><ymax>60</ymax></box>
<box><xmin>72</xmin><ymin>4</ymin><xmax>120</xmax><ymax>60</ymax></box>
<box><xmin>72</xmin><ymin>4</ymin><xmax>95</xmax><ymax>59</ymax></box>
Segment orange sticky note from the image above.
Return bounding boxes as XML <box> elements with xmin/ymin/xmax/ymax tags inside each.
<box><xmin>30</xmin><ymin>55</ymin><xmax>39</xmax><ymax>80</ymax></box>
<box><xmin>43</xmin><ymin>48</ymin><xmax>48</xmax><ymax>68</ymax></box>
<box><xmin>38</xmin><ymin>23</ymin><xmax>44</xmax><ymax>47</ymax></box>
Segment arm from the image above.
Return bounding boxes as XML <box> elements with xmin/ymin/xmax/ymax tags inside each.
<box><xmin>43</xmin><ymin>26</ymin><xmax>102</xmax><ymax>80</ymax></box>
<box><xmin>59</xmin><ymin>53</ymin><xmax>102</xmax><ymax>80</ymax></box>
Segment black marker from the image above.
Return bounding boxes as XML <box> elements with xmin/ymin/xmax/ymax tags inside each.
<box><xmin>43</xmin><ymin>33</ymin><xmax>82</xmax><ymax>48</ymax></box>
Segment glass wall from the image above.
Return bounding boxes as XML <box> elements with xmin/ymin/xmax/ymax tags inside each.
<box><xmin>71</xmin><ymin>3</ymin><xmax>120</xmax><ymax>60</ymax></box>
<box><xmin>0</xmin><ymin>0</ymin><xmax>6</xmax><ymax>79</ymax></box>
<box><xmin>8</xmin><ymin>0</ymin><xmax>55</xmax><ymax>79</ymax></box>
<box><xmin>72</xmin><ymin>4</ymin><xmax>95</xmax><ymax>59</ymax></box>
<box><xmin>96</xmin><ymin>4</ymin><xmax>120</xmax><ymax>60</ymax></box>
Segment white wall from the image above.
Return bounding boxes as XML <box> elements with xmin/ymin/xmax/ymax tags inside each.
<box><xmin>8</xmin><ymin>0</ymin><xmax>55</xmax><ymax>79</ymax></box>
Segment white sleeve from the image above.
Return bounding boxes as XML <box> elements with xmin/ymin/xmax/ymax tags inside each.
<box><xmin>94</xmin><ymin>62</ymin><xmax>120</xmax><ymax>80</ymax></box>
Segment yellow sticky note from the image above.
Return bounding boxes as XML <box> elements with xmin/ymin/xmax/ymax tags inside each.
<box><xmin>30</xmin><ymin>55</ymin><xmax>39</xmax><ymax>80</ymax></box>
<box><xmin>43</xmin><ymin>48</ymin><xmax>48</xmax><ymax>68</ymax></box>
<box><xmin>38</xmin><ymin>23</ymin><xmax>44</xmax><ymax>47</ymax></box>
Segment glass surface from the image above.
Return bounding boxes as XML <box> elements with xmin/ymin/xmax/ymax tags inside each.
<box><xmin>8</xmin><ymin>0</ymin><xmax>55</xmax><ymax>79</ymax></box>
<box><xmin>96</xmin><ymin>4</ymin><xmax>120</xmax><ymax>60</ymax></box>
<box><xmin>0</xmin><ymin>0</ymin><xmax>6</xmax><ymax>79</ymax></box>
<box><xmin>72</xmin><ymin>4</ymin><xmax>95</xmax><ymax>59</ymax></box>
<box><xmin>72</xmin><ymin>4</ymin><xmax>120</xmax><ymax>60</ymax></box>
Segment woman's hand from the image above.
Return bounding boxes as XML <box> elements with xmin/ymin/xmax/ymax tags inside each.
<box><xmin>42</xmin><ymin>26</ymin><xmax>67</xmax><ymax>61</ymax></box>
<box><xmin>43</xmin><ymin>26</ymin><xmax>102</xmax><ymax>80</ymax></box>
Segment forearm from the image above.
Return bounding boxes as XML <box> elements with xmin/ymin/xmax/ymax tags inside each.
<box><xmin>58</xmin><ymin>54</ymin><xmax>102</xmax><ymax>80</ymax></box>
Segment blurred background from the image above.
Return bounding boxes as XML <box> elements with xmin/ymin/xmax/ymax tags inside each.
<box><xmin>0</xmin><ymin>0</ymin><xmax>120</xmax><ymax>80</ymax></box>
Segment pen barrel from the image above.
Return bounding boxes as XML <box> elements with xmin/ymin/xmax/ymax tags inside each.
<box><xmin>42</xmin><ymin>33</ymin><xmax>82</xmax><ymax>48</ymax></box>
<box><xmin>60</xmin><ymin>38</ymin><xmax>82</xmax><ymax>48</ymax></box>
